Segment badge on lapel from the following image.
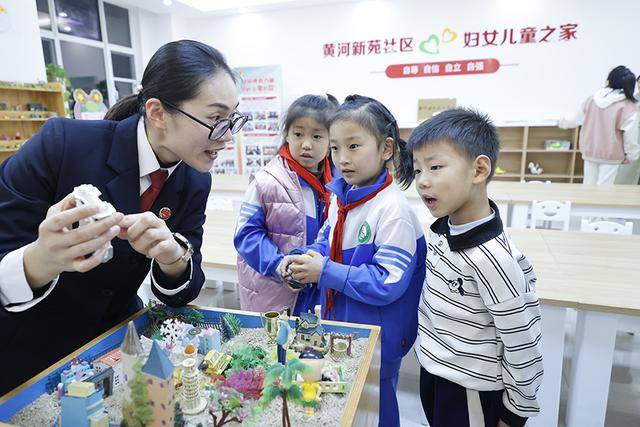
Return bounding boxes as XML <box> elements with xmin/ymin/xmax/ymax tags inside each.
<box><xmin>158</xmin><ymin>207</ymin><xmax>172</xmax><ymax>220</ymax></box>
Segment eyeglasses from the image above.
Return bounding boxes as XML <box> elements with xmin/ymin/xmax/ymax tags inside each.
<box><xmin>161</xmin><ymin>100</ymin><xmax>249</xmax><ymax>141</ymax></box>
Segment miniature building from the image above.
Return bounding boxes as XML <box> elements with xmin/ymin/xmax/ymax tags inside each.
<box><xmin>120</xmin><ymin>321</ymin><xmax>143</xmax><ymax>402</ymax></box>
<box><xmin>93</xmin><ymin>348</ymin><xmax>123</xmax><ymax>388</ymax></box>
<box><xmin>142</xmin><ymin>340</ymin><xmax>175</xmax><ymax>427</ymax></box>
<box><xmin>294</xmin><ymin>311</ymin><xmax>326</xmax><ymax>349</ymax></box>
<box><xmin>60</xmin><ymin>360</ymin><xmax>94</xmax><ymax>392</ymax></box>
<box><xmin>86</xmin><ymin>367</ymin><xmax>114</xmax><ymax>398</ymax></box>
<box><xmin>59</xmin><ymin>382</ymin><xmax>109</xmax><ymax>427</ymax></box>
<box><xmin>180</xmin><ymin>358</ymin><xmax>207</xmax><ymax>414</ymax></box>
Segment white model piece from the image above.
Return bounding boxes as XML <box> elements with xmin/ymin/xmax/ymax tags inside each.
<box><xmin>73</xmin><ymin>184</ymin><xmax>116</xmax><ymax>263</ymax></box>
<box><xmin>180</xmin><ymin>357</ymin><xmax>207</xmax><ymax>414</ymax></box>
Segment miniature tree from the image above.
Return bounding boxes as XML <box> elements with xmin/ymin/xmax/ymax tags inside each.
<box><xmin>208</xmin><ymin>382</ymin><xmax>254</xmax><ymax>427</ymax></box>
<box><xmin>221</xmin><ymin>313</ymin><xmax>242</xmax><ymax>341</ymax></box>
<box><xmin>121</xmin><ymin>360</ymin><xmax>154</xmax><ymax>427</ymax></box>
<box><xmin>259</xmin><ymin>359</ymin><xmax>311</xmax><ymax>427</ymax></box>
<box><xmin>174</xmin><ymin>402</ymin><xmax>186</xmax><ymax>427</ymax></box>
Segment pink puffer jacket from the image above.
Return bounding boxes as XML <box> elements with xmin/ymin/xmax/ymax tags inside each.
<box><xmin>236</xmin><ymin>155</ymin><xmax>306</xmax><ymax>313</ymax></box>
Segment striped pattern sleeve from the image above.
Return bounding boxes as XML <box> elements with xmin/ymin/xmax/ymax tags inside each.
<box><xmin>460</xmin><ymin>234</ymin><xmax>543</xmax><ymax>421</ymax></box>
<box><xmin>233</xmin><ymin>181</ymin><xmax>284</xmax><ymax>279</ymax></box>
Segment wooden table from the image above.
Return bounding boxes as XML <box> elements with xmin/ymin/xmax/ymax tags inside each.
<box><xmin>201</xmin><ymin>210</ymin><xmax>640</xmax><ymax>427</ymax></box>
<box><xmin>209</xmin><ymin>174</ymin><xmax>640</xmax><ymax>230</ymax></box>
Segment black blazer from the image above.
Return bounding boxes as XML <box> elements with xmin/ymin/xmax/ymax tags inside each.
<box><xmin>0</xmin><ymin>114</ymin><xmax>210</xmax><ymax>394</ymax></box>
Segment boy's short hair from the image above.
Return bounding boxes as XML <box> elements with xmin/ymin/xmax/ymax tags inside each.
<box><xmin>407</xmin><ymin>108</ymin><xmax>500</xmax><ymax>181</ymax></box>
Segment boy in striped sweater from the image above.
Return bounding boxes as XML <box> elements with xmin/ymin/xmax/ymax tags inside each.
<box><xmin>409</xmin><ymin>109</ymin><xmax>543</xmax><ymax>427</ymax></box>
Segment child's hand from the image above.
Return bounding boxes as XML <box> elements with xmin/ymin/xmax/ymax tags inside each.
<box><xmin>287</xmin><ymin>250</ymin><xmax>324</xmax><ymax>284</ymax></box>
<box><xmin>497</xmin><ymin>420</ymin><xmax>510</xmax><ymax>427</ymax></box>
<box><xmin>276</xmin><ymin>256</ymin><xmax>296</xmax><ymax>283</ymax></box>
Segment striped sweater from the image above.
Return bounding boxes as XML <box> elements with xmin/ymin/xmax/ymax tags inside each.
<box><xmin>416</xmin><ymin>200</ymin><xmax>543</xmax><ymax>425</ymax></box>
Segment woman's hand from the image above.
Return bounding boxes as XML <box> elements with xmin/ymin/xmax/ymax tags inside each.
<box><xmin>117</xmin><ymin>213</ymin><xmax>184</xmax><ymax>265</ymax></box>
<box><xmin>24</xmin><ymin>193</ymin><xmax>123</xmax><ymax>289</ymax></box>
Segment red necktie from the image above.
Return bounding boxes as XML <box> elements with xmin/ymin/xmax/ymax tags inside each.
<box><xmin>279</xmin><ymin>144</ymin><xmax>333</xmax><ymax>220</ymax></box>
<box><xmin>324</xmin><ymin>172</ymin><xmax>393</xmax><ymax>318</ymax></box>
<box><xmin>140</xmin><ymin>169</ymin><xmax>168</xmax><ymax>212</ymax></box>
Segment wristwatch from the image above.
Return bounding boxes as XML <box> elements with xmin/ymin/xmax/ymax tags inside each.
<box><xmin>169</xmin><ymin>232</ymin><xmax>193</xmax><ymax>265</ymax></box>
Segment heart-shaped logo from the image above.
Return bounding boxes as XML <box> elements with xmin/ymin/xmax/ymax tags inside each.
<box><xmin>442</xmin><ymin>27</ymin><xmax>458</xmax><ymax>44</ymax></box>
<box><xmin>419</xmin><ymin>34</ymin><xmax>440</xmax><ymax>54</ymax></box>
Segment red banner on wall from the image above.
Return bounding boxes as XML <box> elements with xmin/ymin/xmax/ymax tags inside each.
<box><xmin>385</xmin><ymin>58</ymin><xmax>500</xmax><ymax>78</ymax></box>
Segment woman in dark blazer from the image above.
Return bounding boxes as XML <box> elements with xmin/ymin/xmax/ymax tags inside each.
<box><xmin>0</xmin><ymin>40</ymin><xmax>247</xmax><ymax>394</ymax></box>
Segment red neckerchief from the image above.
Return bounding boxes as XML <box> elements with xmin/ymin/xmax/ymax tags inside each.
<box><xmin>279</xmin><ymin>144</ymin><xmax>332</xmax><ymax>220</ymax></box>
<box><xmin>325</xmin><ymin>172</ymin><xmax>393</xmax><ymax>318</ymax></box>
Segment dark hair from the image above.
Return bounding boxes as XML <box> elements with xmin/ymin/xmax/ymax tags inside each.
<box><xmin>105</xmin><ymin>40</ymin><xmax>235</xmax><ymax>121</ymax></box>
<box><xmin>407</xmin><ymin>108</ymin><xmax>500</xmax><ymax>181</ymax></box>
<box><xmin>328</xmin><ymin>94</ymin><xmax>413</xmax><ymax>189</ymax></box>
<box><xmin>281</xmin><ymin>94</ymin><xmax>339</xmax><ymax>144</ymax></box>
<box><xmin>607</xmin><ymin>65</ymin><xmax>637</xmax><ymax>102</ymax></box>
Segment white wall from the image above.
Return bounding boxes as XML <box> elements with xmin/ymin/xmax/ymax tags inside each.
<box><xmin>150</xmin><ymin>0</ymin><xmax>640</xmax><ymax>124</ymax></box>
<box><xmin>0</xmin><ymin>0</ymin><xmax>46</xmax><ymax>83</ymax></box>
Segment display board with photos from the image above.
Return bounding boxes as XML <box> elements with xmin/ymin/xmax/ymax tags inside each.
<box><xmin>212</xmin><ymin>66</ymin><xmax>283</xmax><ymax>176</ymax></box>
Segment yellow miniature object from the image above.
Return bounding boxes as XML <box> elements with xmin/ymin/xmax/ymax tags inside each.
<box><xmin>495</xmin><ymin>166</ymin><xmax>506</xmax><ymax>175</ymax></box>
<box><xmin>203</xmin><ymin>349</ymin><xmax>232</xmax><ymax>375</ymax></box>
<box><xmin>67</xmin><ymin>381</ymin><xmax>95</xmax><ymax>397</ymax></box>
<box><xmin>300</xmin><ymin>381</ymin><xmax>321</xmax><ymax>416</ymax></box>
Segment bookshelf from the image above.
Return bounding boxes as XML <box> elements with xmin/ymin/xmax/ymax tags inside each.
<box><xmin>400</xmin><ymin>122</ymin><xmax>583</xmax><ymax>183</ymax></box>
<box><xmin>0</xmin><ymin>82</ymin><xmax>66</xmax><ymax>164</ymax></box>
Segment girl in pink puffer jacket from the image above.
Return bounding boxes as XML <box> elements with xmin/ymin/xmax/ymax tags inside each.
<box><xmin>234</xmin><ymin>94</ymin><xmax>338</xmax><ymax>315</ymax></box>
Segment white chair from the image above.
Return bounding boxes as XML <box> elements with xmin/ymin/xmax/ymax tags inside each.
<box><xmin>580</xmin><ymin>219</ymin><xmax>633</xmax><ymax>235</ymax></box>
<box><xmin>529</xmin><ymin>200</ymin><xmax>571</xmax><ymax>231</ymax></box>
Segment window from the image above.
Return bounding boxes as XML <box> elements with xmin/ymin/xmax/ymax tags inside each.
<box><xmin>104</xmin><ymin>3</ymin><xmax>131</xmax><ymax>47</ymax></box>
<box><xmin>54</xmin><ymin>0</ymin><xmax>102</xmax><ymax>41</ymax></box>
<box><xmin>111</xmin><ymin>53</ymin><xmax>135</xmax><ymax>79</ymax></box>
<box><xmin>38</xmin><ymin>0</ymin><xmax>140</xmax><ymax>108</ymax></box>
<box><xmin>41</xmin><ymin>38</ymin><xmax>57</xmax><ymax>65</ymax></box>
<box><xmin>60</xmin><ymin>41</ymin><xmax>108</xmax><ymax>103</ymax></box>
<box><xmin>36</xmin><ymin>0</ymin><xmax>52</xmax><ymax>30</ymax></box>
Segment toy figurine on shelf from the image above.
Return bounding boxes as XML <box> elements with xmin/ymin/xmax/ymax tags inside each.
<box><xmin>528</xmin><ymin>162</ymin><xmax>544</xmax><ymax>175</ymax></box>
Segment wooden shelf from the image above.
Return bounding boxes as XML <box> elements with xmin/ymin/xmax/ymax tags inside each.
<box><xmin>494</xmin><ymin>173</ymin><xmax>521</xmax><ymax>178</ymax></box>
<box><xmin>0</xmin><ymin>82</ymin><xmax>64</xmax><ymax>163</ymax></box>
<box><xmin>402</xmin><ymin>122</ymin><xmax>583</xmax><ymax>183</ymax></box>
<box><xmin>0</xmin><ymin>118</ymin><xmax>49</xmax><ymax>122</ymax></box>
<box><xmin>525</xmin><ymin>173</ymin><xmax>572</xmax><ymax>179</ymax></box>
<box><xmin>0</xmin><ymin>84</ymin><xmax>62</xmax><ymax>93</ymax></box>
<box><xmin>526</xmin><ymin>149</ymin><xmax>574</xmax><ymax>153</ymax></box>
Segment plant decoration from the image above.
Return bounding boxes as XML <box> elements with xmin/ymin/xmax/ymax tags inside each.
<box><xmin>45</xmin><ymin>64</ymin><xmax>73</xmax><ymax>116</ymax></box>
<box><xmin>121</xmin><ymin>360</ymin><xmax>154</xmax><ymax>427</ymax></box>
<box><xmin>259</xmin><ymin>358</ymin><xmax>311</xmax><ymax>427</ymax></box>
<box><xmin>221</xmin><ymin>313</ymin><xmax>242</xmax><ymax>341</ymax></box>
<box><xmin>224</xmin><ymin>368</ymin><xmax>265</xmax><ymax>400</ymax></box>
<box><xmin>207</xmin><ymin>382</ymin><xmax>255</xmax><ymax>427</ymax></box>
<box><xmin>226</xmin><ymin>345</ymin><xmax>270</xmax><ymax>373</ymax></box>
<box><xmin>144</xmin><ymin>301</ymin><xmax>204</xmax><ymax>337</ymax></box>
